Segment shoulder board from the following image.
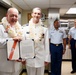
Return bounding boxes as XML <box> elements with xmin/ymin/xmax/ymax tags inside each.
<box><xmin>41</xmin><ymin>24</ymin><xmax>44</xmax><ymax>27</ymax></box>
<box><xmin>23</xmin><ymin>23</ymin><xmax>29</xmax><ymax>27</ymax></box>
<box><xmin>26</xmin><ymin>23</ymin><xmax>29</xmax><ymax>26</ymax></box>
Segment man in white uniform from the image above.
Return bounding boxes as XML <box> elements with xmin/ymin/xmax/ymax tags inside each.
<box><xmin>0</xmin><ymin>8</ymin><xmax>23</xmax><ymax>75</ymax></box>
<box><xmin>68</xmin><ymin>19</ymin><xmax>76</xmax><ymax>74</ymax></box>
<box><xmin>23</xmin><ymin>7</ymin><xmax>50</xmax><ymax>75</ymax></box>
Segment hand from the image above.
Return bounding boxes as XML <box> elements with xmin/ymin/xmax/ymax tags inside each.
<box><xmin>22</xmin><ymin>60</ymin><xmax>26</xmax><ymax>65</ymax></box>
<box><xmin>16</xmin><ymin>59</ymin><xmax>26</xmax><ymax>64</ymax></box>
<box><xmin>16</xmin><ymin>59</ymin><xmax>22</xmax><ymax>62</ymax></box>
<box><xmin>45</xmin><ymin>62</ymin><xmax>49</xmax><ymax>66</ymax></box>
<box><xmin>68</xmin><ymin>44</ymin><xmax>71</xmax><ymax>49</ymax></box>
<box><xmin>13</xmin><ymin>36</ymin><xmax>22</xmax><ymax>41</ymax></box>
<box><xmin>63</xmin><ymin>50</ymin><xmax>66</xmax><ymax>55</ymax></box>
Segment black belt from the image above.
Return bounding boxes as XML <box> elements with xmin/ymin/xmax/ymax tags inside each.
<box><xmin>51</xmin><ymin>43</ymin><xmax>62</xmax><ymax>46</ymax></box>
<box><xmin>71</xmin><ymin>38</ymin><xmax>76</xmax><ymax>41</ymax></box>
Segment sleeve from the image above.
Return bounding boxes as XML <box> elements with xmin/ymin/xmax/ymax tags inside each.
<box><xmin>21</xmin><ymin>26</ymin><xmax>26</xmax><ymax>40</ymax></box>
<box><xmin>44</xmin><ymin>28</ymin><xmax>50</xmax><ymax>62</ymax></box>
<box><xmin>68</xmin><ymin>29</ymin><xmax>71</xmax><ymax>36</ymax></box>
<box><xmin>48</xmin><ymin>29</ymin><xmax>51</xmax><ymax>39</ymax></box>
<box><xmin>63</xmin><ymin>30</ymin><xmax>67</xmax><ymax>38</ymax></box>
<box><xmin>0</xmin><ymin>25</ymin><xmax>12</xmax><ymax>48</ymax></box>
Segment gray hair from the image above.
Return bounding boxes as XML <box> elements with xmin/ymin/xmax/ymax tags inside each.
<box><xmin>7</xmin><ymin>7</ymin><xmax>19</xmax><ymax>14</ymax></box>
<box><xmin>32</xmin><ymin>7</ymin><xmax>42</xmax><ymax>13</ymax></box>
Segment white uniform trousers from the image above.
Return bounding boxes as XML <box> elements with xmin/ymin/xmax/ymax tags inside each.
<box><xmin>26</xmin><ymin>66</ymin><xmax>44</xmax><ymax>75</ymax></box>
<box><xmin>0</xmin><ymin>70</ymin><xmax>20</xmax><ymax>75</ymax></box>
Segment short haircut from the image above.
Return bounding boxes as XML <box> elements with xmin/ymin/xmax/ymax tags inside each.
<box><xmin>54</xmin><ymin>18</ymin><xmax>59</xmax><ymax>24</ymax></box>
<box><xmin>32</xmin><ymin>7</ymin><xmax>41</xmax><ymax>13</ymax></box>
<box><xmin>7</xmin><ymin>7</ymin><xmax>19</xmax><ymax>14</ymax></box>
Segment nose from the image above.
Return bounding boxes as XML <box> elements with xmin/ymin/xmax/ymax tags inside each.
<box><xmin>13</xmin><ymin>16</ymin><xmax>16</xmax><ymax>19</ymax></box>
<box><xmin>35</xmin><ymin>14</ymin><xmax>38</xmax><ymax>17</ymax></box>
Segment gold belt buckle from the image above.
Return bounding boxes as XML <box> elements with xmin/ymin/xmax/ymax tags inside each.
<box><xmin>56</xmin><ymin>44</ymin><xmax>58</xmax><ymax>46</ymax></box>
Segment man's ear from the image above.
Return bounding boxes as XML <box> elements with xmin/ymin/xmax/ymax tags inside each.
<box><xmin>31</xmin><ymin>13</ymin><xmax>33</xmax><ymax>17</ymax></box>
<box><xmin>6</xmin><ymin>13</ymin><xmax>8</xmax><ymax>17</ymax></box>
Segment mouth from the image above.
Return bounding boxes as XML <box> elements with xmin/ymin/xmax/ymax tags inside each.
<box><xmin>12</xmin><ymin>19</ymin><xmax>17</xmax><ymax>22</ymax></box>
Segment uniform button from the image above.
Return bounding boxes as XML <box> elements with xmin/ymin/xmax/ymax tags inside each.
<box><xmin>33</xmin><ymin>56</ymin><xmax>36</xmax><ymax>58</ymax></box>
<box><xmin>39</xmin><ymin>39</ymin><xmax>41</xmax><ymax>41</ymax></box>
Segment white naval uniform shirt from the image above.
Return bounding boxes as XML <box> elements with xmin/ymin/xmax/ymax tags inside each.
<box><xmin>49</xmin><ymin>28</ymin><xmax>67</xmax><ymax>44</ymax></box>
<box><xmin>22</xmin><ymin>24</ymin><xmax>50</xmax><ymax>67</ymax></box>
<box><xmin>68</xmin><ymin>27</ymin><xmax>76</xmax><ymax>40</ymax></box>
<box><xmin>0</xmin><ymin>25</ymin><xmax>21</xmax><ymax>72</ymax></box>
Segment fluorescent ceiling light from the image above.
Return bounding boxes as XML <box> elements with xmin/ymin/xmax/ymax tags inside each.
<box><xmin>66</xmin><ymin>8</ymin><xmax>76</xmax><ymax>14</ymax></box>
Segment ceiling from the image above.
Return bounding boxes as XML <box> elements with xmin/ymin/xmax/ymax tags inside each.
<box><xmin>0</xmin><ymin>0</ymin><xmax>76</xmax><ymax>18</ymax></box>
<box><xmin>11</xmin><ymin>0</ymin><xmax>76</xmax><ymax>16</ymax></box>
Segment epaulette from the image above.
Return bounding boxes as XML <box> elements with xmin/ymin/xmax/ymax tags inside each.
<box><xmin>41</xmin><ymin>24</ymin><xmax>44</xmax><ymax>27</ymax></box>
<box><xmin>23</xmin><ymin>23</ymin><xmax>29</xmax><ymax>27</ymax></box>
<box><xmin>26</xmin><ymin>23</ymin><xmax>29</xmax><ymax>26</ymax></box>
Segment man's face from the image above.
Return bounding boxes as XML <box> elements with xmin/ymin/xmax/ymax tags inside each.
<box><xmin>54</xmin><ymin>21</ymin><xmax>60</xmax><ymax>29</ymax></box>
<box><xmin>32</xmin><ymin>9</ymin><xmax>41</xmax><ymax>23</ymax></box>
<box><xmin>7</xmin><ymin>10</ymin><xmax>18</xmax><ymax>25</ymax></box>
